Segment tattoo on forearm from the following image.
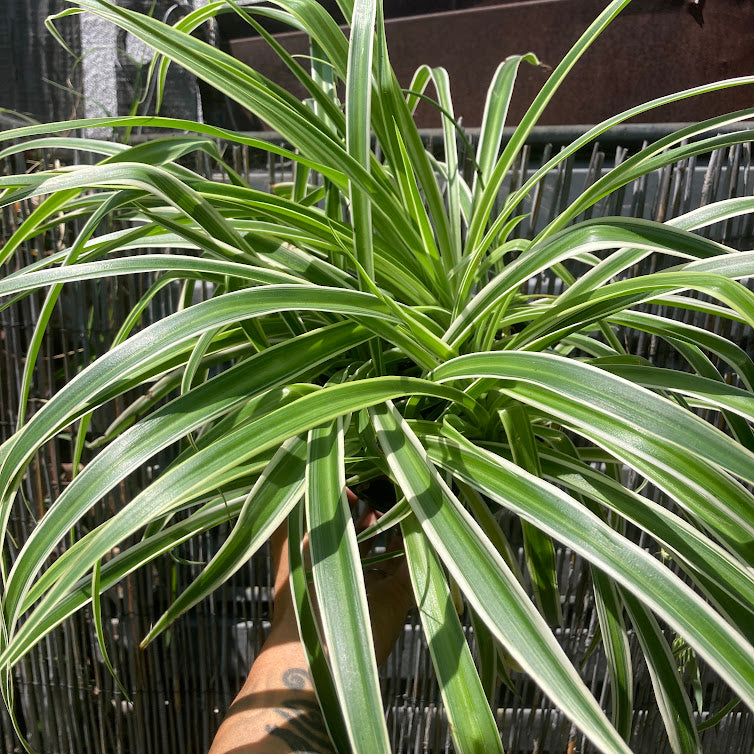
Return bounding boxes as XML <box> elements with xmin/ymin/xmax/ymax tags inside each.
<box><xmin>282</xmin><ymin>668</ymin><xmax>310</xmax><ymax>691</ymax></box>
<box><xmin>264</xmin><ymin>668</ymin><xmax>335</xmax><ymax>754</ymax></box>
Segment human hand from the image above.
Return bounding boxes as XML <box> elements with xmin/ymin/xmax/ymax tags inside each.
<box><xmin>269</xmin><ymin>487</ymin><xmax>413</xmax><ymax>664</ymax></box>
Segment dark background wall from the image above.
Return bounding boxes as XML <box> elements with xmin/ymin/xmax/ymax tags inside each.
<box><xmin>229</xmin><ymin>0</ymin><xmax>754</xmax><ymax>129</ymax></box>
<box><xmin>4</xmin><ymin>1</ymin><xmax>753</xmax><ymax>132</ymax></box>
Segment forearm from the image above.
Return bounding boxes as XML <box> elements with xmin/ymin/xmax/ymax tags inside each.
<box><xmin>209</xmin><ymin>617</ymin><xmax>334</xmax><ymax>754</ymax></box>
<box><xmin>209</xmin><ymin>518</ymin><xmax>412</xmax><ymax>754</ymax></box>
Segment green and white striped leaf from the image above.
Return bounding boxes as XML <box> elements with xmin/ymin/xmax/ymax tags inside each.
<box><xmin>592</xmin><ymin>568</ymin><xmax>633</xmax><ymax>741</ymax></box>
<box><xmin>622</xmin><ymin>591</ymin><xmax>701</xmax><ymax>754</ymax></box>
<box><xmin>402</xmin><ymin>513</ymin><xmax>504</xmax><ymax>754</ymax></box>
<box><xmin>370</xmin><ymin>401</ymin><xmax>632</xmax><ymax>753</ymax></box>
<box><xmin>2</xmin><ymin>376</ymin><xmax>469</xmax><ymax>664</ymax></box>
<box><xmin>287</xmin><ymin>502</ymin><xmax>350</xmax><ymax>754</ymax></box>
<box><xmin>141</xmin><ymin>437</ymin><xmax>307</xmax><ymax>646</ymax></box>
<box><xmin>345</xmin><ymin>0</ymin><xmax>377</xmax><ymax>281</ymax></box>
<box><xmin>306</xmin><ymin>419</ymin><xmax>390</xmax><ymax>752</ymax></box>
<box><xmin>420</xmin><ymin>434</ymin><xmax>754</xmax><ymax>711</ymax></box>
<box><xmin>432</xmin><ymin>352</ymin><xmax>754</xmax><ymax>488</ymax></box>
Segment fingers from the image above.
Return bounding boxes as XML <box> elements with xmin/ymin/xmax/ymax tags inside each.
<box><xmin>267</xmin><ymin>486</ymin><xmax>413</xmax><ymax>664</ymax></box>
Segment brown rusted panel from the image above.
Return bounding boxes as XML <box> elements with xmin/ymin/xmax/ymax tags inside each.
<box><xmin>229</xmin><ymin>0</ymin><xmax>754</xmax><ymax>129</ymax></box>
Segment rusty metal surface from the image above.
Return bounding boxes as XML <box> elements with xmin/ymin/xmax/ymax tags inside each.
<box><xmin>229</xmin><ymin>0</ymin><xmax>754</xmax><ymax>128</ymax></box>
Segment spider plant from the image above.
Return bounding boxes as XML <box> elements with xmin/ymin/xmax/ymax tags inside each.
<box><xmin>1</xmin><ymin>0</ymin><xmax>754</xmax><ymax>751</ymax></box>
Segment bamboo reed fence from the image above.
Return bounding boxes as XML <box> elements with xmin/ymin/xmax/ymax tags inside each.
<box><xmin>1</xmin><ymin>128</ymin><xmax>752</xmax><ymax>753</ymax></box>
